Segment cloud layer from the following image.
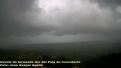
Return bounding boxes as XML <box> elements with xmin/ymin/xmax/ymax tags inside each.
<box><xmin>0</xmin><ymin>0</ymin><xmax>121</xmax><ymax>44</ymax></box>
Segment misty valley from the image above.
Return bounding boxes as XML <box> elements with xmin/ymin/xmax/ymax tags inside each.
<box><xmin>0</xmin><ymin>41</ymin><xmax>121</xmax><ymax>68</ymax></box>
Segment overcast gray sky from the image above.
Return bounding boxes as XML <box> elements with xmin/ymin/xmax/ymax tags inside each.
<box><xmin>0</xmin><ymin>0</ymin><xmax>121</xmax><ymax>45</ymax></box>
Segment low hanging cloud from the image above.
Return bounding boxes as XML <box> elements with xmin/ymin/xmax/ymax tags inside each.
<box><xmin>0</xmin><ymin>0</ymin><xmax>121</xmax><ymax>44</ymax></box>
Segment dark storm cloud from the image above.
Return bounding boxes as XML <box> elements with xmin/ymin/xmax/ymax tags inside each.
<box><xmin>0</xmin><ymin>0</ymin><xmax>55</xmax><ymax>37</ymax></box>
<box><xmin>4</xmin><ymin>0</ymin><xmax>34</xmax><ymax>12</ymax></box>
<box><xmin>0</xmin><ymin>0</ymin><xmax>121</xmax><ymax>44</ymax></box>
<box><xmin>95</xmin><ymin>0</ymin><xmax>121</xmax><ymax>8</ymax></box>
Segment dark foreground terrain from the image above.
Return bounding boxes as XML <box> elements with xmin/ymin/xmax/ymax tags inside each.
<box><xmin>0</xmin><ymin>41</ymin><xmax>121</xmax><ymax>68</ymax></box>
